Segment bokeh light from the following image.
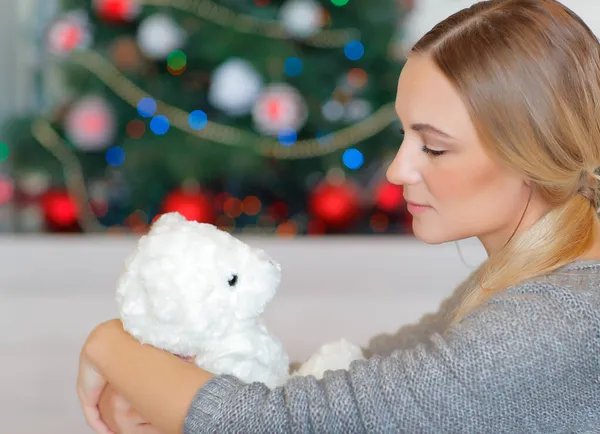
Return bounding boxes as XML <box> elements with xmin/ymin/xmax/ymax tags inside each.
<box><xmin>216</xmin><ymin>214</ymin><xmax>236</xmax><ymax>232</ymax></box>
<box><xmin>370</xmin><ymin>212</ymin><xmax>389</xmax><ymax>232</ymax></box>
<box><xmin>137</xmin><ymin>97</ymin><xmax>157</xmax><ymax>118</ymax></box>
<box><xmin>348</xmin><ymin>68</ymin><xmax>367</xmax><ymax>88</ymax></box>
<box><xmin>276</xmin><ymin>220</ymin><xmax>298</xmax><ymax>237</ymax></box>
<box><xmin>188</xmin><ymin>110</ymin><xmax>208</xmax><ymax>130</ymax></box>
<box><xmin>320</xmin><ymin>8</ymin><xmax>331</xmax><ymax>26</ymax></box>
<box><xmin>331</xmin><ymin>0</ymin><xmax>349</xmax><ymax>6</ymax></box>
<box><xmin>150</xmin><ymin>115</ymin><xmax>170</xmax><ymax>135</ymax></box>
<box><xmin>90</xmin><ymin>198</ymin><xmax>109</xmax><ymax>218</ymax></box>
<box><xmin>342</xmin><ymin>148</ymin><xmax>364</xmax><ymax>169</ymax></box>
<box><xmin>278</xmin><ymin>128</ymin><xmax>297</xmax><ymax>146</ymax></box>
<box><xmin>344</xmin><ymin>40</ymin><xmax>364</xmax><ymax>61</ymax></box>
<box><xmin>284</xmin><ymin>57</ymin><xmax>303</xmax><ymax>77</ymax></box>
<box><xmin>126</xmin><ymin>120</ymin><xmax>145</xmax><ymax>139</ymax></box>
<box><xmin>269</xmin><ymin>201</ymin><xmax>288</xmax><ymax>221</ymax></box>
<box><xmin>0</xmin><ymin>142</ymin><xmax>8</xmax><ymax>162</ymax></box>
<box><xmin>106</xmin><ymin>146</ymin><xmax>126</xmax><ymax>166</ymax></box>
<box><xmin>242</xmin><ymin>195</ymin><xmax>261</xmax><ymax>215</ymax></box>
<box><xmin>167</xmin><ymin>49</ymin><xmax>187</xmax><ymax>75</ymax></box>
<box><xmin>0</xmin><ymin>176</ymin><xmax>14</xmax><ymax>205</ymax></box>
<box><xmin>223</xmin><ymin>197</ymin><xmax>243</xmax><ymax>218</ymax></box>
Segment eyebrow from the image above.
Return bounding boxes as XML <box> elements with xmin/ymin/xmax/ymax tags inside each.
<box><xmin>410</xmin><ymin>123</ymin><xmax>455</xmax><ymax>140</ymax></box>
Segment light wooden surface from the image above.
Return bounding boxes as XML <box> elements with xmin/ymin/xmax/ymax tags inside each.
<box><xmin>0</xmin><ymin>235</ymin><xmax>486</xmax><ymax>433</ymax></box>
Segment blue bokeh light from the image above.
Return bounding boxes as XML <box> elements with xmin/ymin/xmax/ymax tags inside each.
<box><xmin>284</xmin><ymin>57</ymin><xmax>303</xmax><ymax>77</ymax></box>
<box><xmin>278</xmin><ymin>128</ymin><xmax>297</xmax><ymax>146</ymax></box>
<box><xmin>188</xmin><ymin>110</ymin><xmax>208</xmax><ymax>130</ymax></box>
<box><xmin>344</xmin><ymin>41</ymin><xmax>365</xmax><ymax>61</ymax></box>
<box><xmin>137</xmin><ymin>97</ymin><xmax>157</xmax><ymax>118</ymax></box>
<box><xmin>342</xmin><ymin>148</ymin><xmax>364</xmax><ymax>169</ymax></box>
<box><xmin>106</xmin><ymin>146</ymin><xmax>125</xmax><ymax>167</ymax></box>
<box><xmin>150</xmin><ymin>115</ymin><xmax>170</xmax><ymax>135</ymax></box>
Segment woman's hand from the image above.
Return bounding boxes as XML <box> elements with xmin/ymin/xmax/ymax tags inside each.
<box><xmin>76</xmin><ymin>325</ymin><xmax>115</xmax><ymax>434</ymax></box>
<box><xmin>76</xmin><ymin>318</ymin><xmax>215</xmax><ymax>434</ymax></box>
<box><xmin>97</xmin><ymin>356</ymin><xmax>196</xmax><ymax>434</ymax></box>
<box><xmin>98</xmin><ymin>384</ymin><xmax>161</xmax><ymax>434</ymax></box>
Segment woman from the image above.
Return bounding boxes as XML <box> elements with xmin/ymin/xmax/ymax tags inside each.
<box><xmin>77</xmin><ymin>0</ymin><xmax>600</xmax><ymax>432</ymax></box>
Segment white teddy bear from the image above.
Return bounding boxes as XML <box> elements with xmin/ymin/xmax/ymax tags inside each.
<box><xmin>116</xmin><ymin>212</ymin><xmax>364</xmax><ymax>389</ymax></box>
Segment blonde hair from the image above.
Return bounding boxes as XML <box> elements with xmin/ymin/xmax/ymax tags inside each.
<box><xmin>411</xmin><ymin>0</ymin><xmax>600</xmax><ymax>325</ymax></box>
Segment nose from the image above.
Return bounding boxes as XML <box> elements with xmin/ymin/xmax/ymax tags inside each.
<box><xmin>385</xmin><ymin>141</ymin><xmax>423</xmax><ymax>186</ymax></box>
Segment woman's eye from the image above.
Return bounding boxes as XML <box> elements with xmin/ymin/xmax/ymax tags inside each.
<box><xmin>421</xmin><ymin>144</ymin><xmax>446</xmax><ymax>157</ymax></box>
<box><xmin>228</xmin><ymin>274</ymin><xmax>238</xmax><ymax>287</ymax></box>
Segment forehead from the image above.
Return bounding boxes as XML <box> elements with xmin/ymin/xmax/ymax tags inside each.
<box><xmin>395</xmin><ymin>55</ymin><xmax>474</xmax><ymax>134</ymax></box>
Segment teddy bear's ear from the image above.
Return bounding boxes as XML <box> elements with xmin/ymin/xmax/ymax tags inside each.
<box><xmin>150</xmin><ymin>212</ymin><xmax>188</xmax><ymax>233</ymax></box>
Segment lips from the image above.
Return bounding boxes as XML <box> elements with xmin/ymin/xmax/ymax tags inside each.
<box><xmin>406</xmin><ymin>200</ymin><xmax>430</xmax><ymax>207</ymax></box>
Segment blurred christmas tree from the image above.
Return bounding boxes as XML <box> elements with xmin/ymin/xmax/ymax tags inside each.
<box><xmin>4</xmin><ymin>0</ymin><xmax>414</xmax><ymax>235</ymax></box>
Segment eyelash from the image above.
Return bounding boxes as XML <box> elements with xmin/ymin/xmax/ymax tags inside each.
<box><xmin>399</xmin><ymin>128</ymin><xmax>446</xmax><ymax>157</ymax></box>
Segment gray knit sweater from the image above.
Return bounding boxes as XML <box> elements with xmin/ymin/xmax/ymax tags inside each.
<box><xmin>183</xmin><ymin>260</ymin><xmax>600</xmax><ymax>433</ymax></box>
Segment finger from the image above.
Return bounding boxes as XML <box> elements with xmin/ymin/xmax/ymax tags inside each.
<box><xmin>82</xmin><ymin>403</ymin><xmax>115</xmax><ymax>434</ymax></box>
<box><xmin>77</xmin><ymin>386</ymin><xmax>115</xmax><ymax>434</ymax></box>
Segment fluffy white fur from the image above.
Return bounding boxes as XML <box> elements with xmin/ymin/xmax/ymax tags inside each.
<box><xmin>116</xmin><ymin>211</ymin><xmax>365</xmax><ymax>388</ymax></box>
<box><xmin>291</xmin><ymin>338</ymin><xmax>365</xmax><ymax>380</ymax></box>
<box><xmin>116</xmin><ymin>212</ymin><xmax>290</xmax><ymax>389</ymax></box>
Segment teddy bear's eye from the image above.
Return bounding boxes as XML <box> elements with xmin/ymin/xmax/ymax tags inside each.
<box><xmin>228</xmin><ymin>274</ymin><xmax>238</xmax><ymax>287</ymax></box>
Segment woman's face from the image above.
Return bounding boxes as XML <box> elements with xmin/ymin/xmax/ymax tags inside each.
<box><xmin>387</xmin><ymin>54</ymin><xmax>538</xmax><ymax>254</ymax></box>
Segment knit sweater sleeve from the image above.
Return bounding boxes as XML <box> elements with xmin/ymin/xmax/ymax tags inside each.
<box><xmin>183</xmin><ymin>282</ymin><xmax>599</xmax><ymax>433</ymax></box>
<box><xmin>362</xmin><ymin>268</ymin><xmax>477</xmax><ymax>357</ymax></box>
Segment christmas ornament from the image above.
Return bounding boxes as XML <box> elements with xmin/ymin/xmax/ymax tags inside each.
<box><xmin>308</xmin><ymin>180</ymin><xmax>362</xmax><ymax>229</ymax></box>
<box><xmin>137</xmin><ymin>14</ymin><xmax>186</xmax><ymax>60</ymax></box>
<box><xmin>279</xmin><ymin>0</ymin><xmax>324</xmax><ymax>38</ymax></box>
<box><xmin>208</xmin><ymin>58</ymin><xmax>264</xmax><ymax>116</ymax></box>
<box><xmin>321</xmin><ymin>99</ymin><xmax>344</xmax><ymax>122</ymax></box>
<box><xmin>64</xmin><ymin>96</ymin><xmax>116</xmax><ymax>151</ymax></box>
<box><xmin>46</xmin><ymin>11</ymin><xmax>91</xmax><ymax>56</ymax></box>
<box><xmin>40</xmin><ymin>189</ymin><xmax>79</xmax><ymax>229</ymax></box>
<box><xmin>344</xmin><ymin>99</ymin><xmax>373</xmax><ymax>122</ymax></box>
<box><xmin>252</xmin><ymin>84</ymin><xmax>308</xmax><ymax>136</ymax></box>
<box><xmin>375</xmin><ymin>181</ymin><xmax>404</xmax><ymax>213</ymax></box>
<box><xmin>93</xmin><ymin>0</ymin><xmax>140</xmax><ymax>23</ymax></box>
<box><xmin>160</xmin><ymin>189</ymin><xmax>215</xmax><ymax>224</ymax></box>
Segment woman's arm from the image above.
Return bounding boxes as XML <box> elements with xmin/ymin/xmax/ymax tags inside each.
<box><xmin>84</xmin><ymin>319</ymin><xmax>215</xmax><ymax>434</ymax></box>
<box><xmin>184</xmin><ymin>283</ymin><xmax>597</xmax><ymax>433</ymax></box>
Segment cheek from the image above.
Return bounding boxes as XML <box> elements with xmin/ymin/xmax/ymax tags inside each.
<box><xmin>424</xmin><ymin>163</ymin><xmax>489</xmax><ymax>203</ymax></box>
<box><xmin>425</xmin><ymin>161</ymin><xmax>514</xmax><ymax>223</ymax></box>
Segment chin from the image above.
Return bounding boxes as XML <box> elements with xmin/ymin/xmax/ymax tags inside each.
<box><xmin>411</xmin><ymin>222</ymin><xmax>456</xmax><ymax>245</ymax></box>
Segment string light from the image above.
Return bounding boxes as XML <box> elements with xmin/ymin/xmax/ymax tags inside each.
<box><xmin>66</xmin><ymin>50</ymin><xmax>397</xmax><ymax>159</ymax></box>
<box><xmin>139</xmin><ymin>0</ymin><xmax>359</xmax><ymax>48</ymax></box>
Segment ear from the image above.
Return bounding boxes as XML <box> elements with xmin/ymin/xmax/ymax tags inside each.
<box><xmin>150</xmin><ymin>212</ymin><xmax>187</xmax><ymax>233</ymax></box>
